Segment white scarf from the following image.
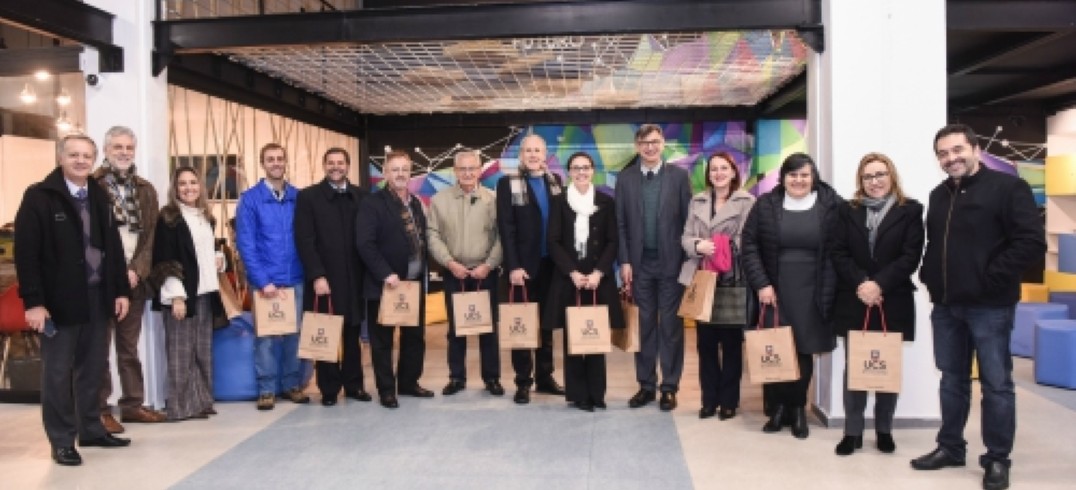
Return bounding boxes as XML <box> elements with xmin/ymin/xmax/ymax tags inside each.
<box><xmin>566</xmin><ymin>183</ymin><xmax>597</xmax><ymax>258</ymax></box>
<box><xmin>783</xmin><ymin>190</ymin><xmax>818</xmax><ymax>211</ymax></box>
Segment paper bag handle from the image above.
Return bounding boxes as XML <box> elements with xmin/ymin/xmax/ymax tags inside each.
<box><xmin>620</xmin><ymin>286</ymin><xmax>634</xmax><ymax>304</ymax></box>
<box><xmin>755</xmin><ymin>303</ymin><xmax>779</xmax><ymax>330</ymax></box>
<box><xmin>459</xmin><ymin>278</ymin><xmax>485</xmax><ymax>292</ymax></box>
<box><xmin>313</xmin><ymin>294</ymin><xmax>334</xmax><ymax>315</ymax></box>
<box><xmin>860</xmin><ymin>304</ymin><xmax>890</xmax><ymax>335</ymax></box>
<box><xmin>508</xmin><ymin>284</ymin><xmax>529</xmax><ymax>304</ymax></box>
<box><xmin>575</xmin><ymin>288</ymin><xmax>599</xmax><ymax>306</ymax></box>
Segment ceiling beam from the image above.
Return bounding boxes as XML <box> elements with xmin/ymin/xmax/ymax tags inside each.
<box><xmin>947</xmin><ymin>0</ymin><xmax>1076</xmax><ymax>31</ymax></box>
<box><xmin>755</xmin><ymin>72</ymin><xmax>807</xmax><ymax>116</ymax></box>
<box><xmin>948</xmin><ymin>31</ymin><xmax>1072</xmax><ymax>76</ymax></box>
<box><xmin>0</xmin><ymin>0</ymin><xmax>123</xmax><ymax>72</ymax></box>
<box><xmin>166</xmin><ymin>54</ymin><xmax>364</xmax><ymax>136</ymax></box>
<box><xmin>951</xmin><ymin>63</ymin><xmax>1076</xmax><ymax>111</ymax></box>
<box><xmin>156</xmin><ymin>0</ymin><xmax>822</xmax><ymax>53</ymax></box>
<box><xmin>0</xmin><ymin>46</ymin><xmax>82</xmax><ymax>77</ymax></box>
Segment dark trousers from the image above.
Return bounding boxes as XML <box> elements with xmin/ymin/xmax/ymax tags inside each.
<box><xmin>842</xmin><ymin>348</ymin><xmax>898</xmax><ymax>436</ymax></box>
<box><xmin>366</xmin><ymin>299</ymin><xmax>425</xmax><ymax>395</ymax></box>
<box><xmin>562</xmin><ymin>328</ymin><xmax>606</xmax><ymax>404</ymax></box>
<box><xmin>632</xmin><ymin>258</ymin><xmax>685</xmax><ymax>392</ymax></box>
<box><xmin>509</xmin><ymin>258</ymin><xmax>556</xmax><ymax>388</ymax></box>
<box><xmin>41</xmin><ymin>287</ymin><xmax>109</xmax><ymax>447</ymax></box>
<box><xmin>931</xmin><ymin>304</ymin><xmax>1016</xmax><ymax>467</ymax></box>
<box><xmin>696</xmin><ymin>324</ymin><xmax>744</xmax><ymax>409</ymax></box>
<box><xmin>315</xmin><ymin>319</ymin><xmax>365</xmax><ymax>398</ymax></box>
<box><xmin>99</xmin><ymin>294</ymin><xmax>148</xmax><ymax>414</ymax></box>
<box><xmin>763</xmin><ymin>353</ymin><xmax>814</xmax><ymax>408</ymax></box>
<box><xmin>444</xmin><ymin>275</ymin><xmax>500</xmax><ymax>383</ymax></box>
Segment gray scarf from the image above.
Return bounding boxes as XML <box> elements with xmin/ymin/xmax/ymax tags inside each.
<box><xmin>861</xmin><ymin>194</ymin><xmax>895</xmax><ymax>257</ymax></box>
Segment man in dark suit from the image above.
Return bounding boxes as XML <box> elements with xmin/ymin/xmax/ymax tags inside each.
<box><xmin>496</xmin><ymin>134</ymin><xmax>566</xmax><ymax>404</ymax></box>
<box><xmin>356</xmin><ymin>150</ymin><xmax>435</xmax><ymax>408</ymax></box>
<box><xmin>15</xmin><ymin>134</ymin><xmax>133</xmax><ymax>466</ymax></box>
<box><xmin>295</xmin><ymin>147</ymin><xmax>372</xmax><ymax>406</ymax></box>
<box><xmin>615</xmin><ymin>124</ymin><xmax>692</xmax><ymax>411</ymax></box>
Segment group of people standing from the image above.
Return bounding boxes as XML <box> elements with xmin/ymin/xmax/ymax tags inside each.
<box><xmin>15</xmin><ymin>123</ymin><xmax>1041</xmax><ymax>490</ymax></box>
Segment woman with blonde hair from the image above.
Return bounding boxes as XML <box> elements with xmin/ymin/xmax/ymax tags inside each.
<box><xmin>829</xmin><ymin>152</ymin><xmax>924</xmax><ymax>455</ymax></box>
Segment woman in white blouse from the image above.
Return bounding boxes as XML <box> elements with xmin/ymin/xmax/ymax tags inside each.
<box><xmin>150</xmin><ymin>166</ymin><xmax>225</xmax><ymax>421</ymax></box>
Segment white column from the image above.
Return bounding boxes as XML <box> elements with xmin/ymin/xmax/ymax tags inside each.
<box><xmin>1047</xmin><ymin>109</ymin><xmax>1076</xmax><ymax>155</ymax></box>
<box><xmin>82</xmin><ymin>0</ymin><xmax>171</xmax><ymax>410</ymax></box>
<box><xmin>807</xmin><ymin>0</ymin><xmax>947</xmax><ymax>425</ymax></box>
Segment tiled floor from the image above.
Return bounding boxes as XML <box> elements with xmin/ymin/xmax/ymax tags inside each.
<box><xmin>1</xmin><ymin>323</ymin><xmax>1074</xmax><ymax>489</ymax></box>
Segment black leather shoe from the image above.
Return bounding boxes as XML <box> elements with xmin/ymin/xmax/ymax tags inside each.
<box><xmin>718</xmin><ymin>407</ymin><xmax>737</xmax><ymax>420</ymax></box>
<box><xmin>345</xmin><ymin>390</ymin><xmax>372</xmax><ymax>402</ymax></box>
<box><xmin>699</xmin><ymin>406</ymin><xmax>717</xmax><ymax>419</ymax></box>
<box><xmin>983</xmin><ymin>461</ymin><xmax>1010</xmax><ymax>490</ymax></box>
<box><xmin>442</xmin><ymin>380</ymin><xmax>466</xmax><ymax>396</ymax></box>
<box><xmin>399</xmin><ymin>385</ymin><xmax>435</xmax><ymax>398</ymax></box>
<box><xmin>575</xmin><ymin>401</ymin><xmax>595</xmax><ymax>412</ymax></box>
<box><xmin>321</xmin><ymin>397</ymin><xmax>337</xmax><ymax>406</ymax></box>
<box><xmin>52</xmin><ymin>446</ymin><xmax>82</xmax><ymax>466</ymax></box>
<box><xmin>513</xmin><ymin>387</ymin><xmax>530</xmax><ymax>404</ymax></box>
<box><xmin>877</xmin><ymin>432</ymin><xmax>896</xmax><ymax>453</ymax></box>
<box><xmin>593</xmin><ymin>399</ymin><xmax>607</xmax><ymax>410</ymax></box>
<box><xmin>659</xmin><ymin>391</ymin><xmax>677</xmax><ymax>411</ymax></box>
<box><xmin>762</xmin><ymin>405</ymin><xmax>786</xmax><ymax>433</ymax></box>
<box><xmin>910</xmin><ymin>448</ymin><xmax>966</xmax><ymax>470</ymax></box>
<box><xmin>835</xmin><ymin>435</ymin><xmax>863</xmax><ymax>456</ymax></box>
<box><xmin>535</xmin><ymin>379</ymin><xmax>565</xmax><ymax>395</ymax></box>
<box><xmin>628</xmin><ymin>389</ymin><xmax>656</xmax><ymax>408</ymax></box>
<box><xmin>79</xmin><ymin>434</ymin><xmax>131</xmax><ymax>448</ymax></box>
<box><xmin>379</xmin><ymin>394</ymin><xmax>399</xmax><ymax>409</ymax></box>
<box><xmin>485</xmin><ymin>380</ymin><xmax>505</xmax><ymax>396</ymax></box>
<box><xmin>791</xmin><ymin>407</ymin><xmax>809</xmax><ymax>439</ymax></box>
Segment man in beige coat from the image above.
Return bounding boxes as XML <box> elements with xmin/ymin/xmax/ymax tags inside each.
<box><xmin>427</xmin><ymin>150</ymin><xmax>504</xmax><ymax>396</ymax></box>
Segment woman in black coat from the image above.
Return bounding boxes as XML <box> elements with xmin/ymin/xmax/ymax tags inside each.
<box><xmin>150</xmin><ymin>166</ymin><xmax>225</xmax><ymax>421</ymax></box>
<box><xmin>741</xmin><ymin>152</ymin><xmax>841</xmax><ymax>439</ymax></box>
<box><xmin>544</xmin><ymin>152</ymin><xmax>623</xmax><ymax>411</ymax></box>
<box><xmin>829</xmin><ymin>152</ymin><xmax>924</xmax><ymax>456</ymax></box>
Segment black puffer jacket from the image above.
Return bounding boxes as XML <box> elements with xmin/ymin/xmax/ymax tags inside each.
<box><xmin>741</xmin><ymin>182</ymin><xmax>842</xmax><ymax>332</ymax></box>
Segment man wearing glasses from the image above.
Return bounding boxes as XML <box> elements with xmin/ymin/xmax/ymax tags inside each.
<box><xmin>616</xmin><ymin>124</ymin><xmax>692</xmax><ymax>411</ymax></box>
<box><xmin>427</xmin><ymin>150</ymin><xmax>504</xmax><ymax>397</ymax></box>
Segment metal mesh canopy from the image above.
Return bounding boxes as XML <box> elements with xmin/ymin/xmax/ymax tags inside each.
<box><xmin>219</xmin><ymin>30</ymin><xmax>809</xmax><ymax>115</ymax></box>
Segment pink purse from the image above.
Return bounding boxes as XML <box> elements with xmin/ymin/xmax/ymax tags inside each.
<box><xmin>702</xmin><ymin>233</ymin><xmax>732</xmax><ymax>273</ymax></box>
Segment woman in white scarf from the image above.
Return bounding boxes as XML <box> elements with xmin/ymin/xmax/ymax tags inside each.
<box><xmin>544</xmin><ymin>152</ymin><xmax>624</xmax><ymax>411</ymax></box>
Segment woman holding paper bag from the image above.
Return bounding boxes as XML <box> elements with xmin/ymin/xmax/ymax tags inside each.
<box><xmin>150</xmin><ymin>167</ymin><xmax>226</xmax><ymax>421</ymax></box>
<box><xmin>741</xmin><ymin>152</ymin><xmax>841</xmax><ymax>439</ymax></box>
<box><xmin>679</xmin><ymin>152</ymin><xmax>755</xmax><ymax>420</ymax></box>
<box><xmin>545</xmin><ymin>152</ymin><xmax>623</xmax><ymax>412</ymax></box>
<box><xmin>829</xmin><ymin>153</ymin><xmax>923</xmax><ymax>455</ymax></box>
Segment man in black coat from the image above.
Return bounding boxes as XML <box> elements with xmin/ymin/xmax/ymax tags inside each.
<box><xmin>15</xmin><ymin>134</ymin><xmax>133</xmax><ymax>466</ymax></box>
<box><xmin>911</xmin><ymin>124</ymin><xmax>1045</xmax><ymax>490</ymax></box>
<box><xmin>295</xmin><ymin>148</ymin><xmax>371</xmax><ymax>406</ymax></box>
<box><xmin>495</xmin><ymin>133</ymin><xmax>566</xmax><ymax>404</ymax></box>
<box><xmin>356</xmin><ymin>150</ymin><xmax>434</xmax><ymax>409</ymax></box>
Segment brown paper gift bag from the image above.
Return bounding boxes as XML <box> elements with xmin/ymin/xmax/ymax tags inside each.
<box><xmin>744</xmin><ymin>305</ymin><xmax>800</xmax><ymax>384</ymax></box>
<box><xmin>451</xmin><ymin>280</ymin><xmax>494</xmax><ymax>336</ymax></box>
<box><xmin>253</xmin><ymin>287</ymin><xmax>298</xmax><ymax>337</ymax></box>
<box><xmin>377</xmin><ymin>280</ymin><xmax>422</xmax><ymax>327</ymax></box>
<box><xmin>217</xmin><ymin>272</ymin><xmax>244</xmax><ymax>320</ymax></box>
<box><xmin>678</xmin><ymin>270</ymin><xmax>717</xmax><ymax>321</ymax></box>
<box><xmin>498</xmin><ymin>285</ymin><xmax>540</xmax><ymax>350</ymax></box>
<box><xmin>847</xmin><ymin>306</ymin><xmax>903</xmax><ymax>393</ymax></box>
<box><xmin>612</xmin><ymin>289</ymin><xmax>640</xmax><ymax>352</ymax></box>
<box><xmin>566</xmin><ymin>290</ymin><xmax>612</xmax><ymax>355</ymax></box>
<box><xmin>297</xmin><ymin>296</ymin><xmax>344</xmax><ymax>362</ymax></box>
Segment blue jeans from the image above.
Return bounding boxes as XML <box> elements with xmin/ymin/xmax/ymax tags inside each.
<box><xmin>930</xmin><ymin>304</ymin><xmax>1016</xmax><ymax>468</ymax></box>
<box><xmin>255</xmin><ymin>284</ymin><xmax>304</xmax><ymax>395</ymax></box>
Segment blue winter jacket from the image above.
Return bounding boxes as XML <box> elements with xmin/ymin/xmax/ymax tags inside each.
<box><xmin>236</xmin><ymin>179</ymin><xmax>304</xmax><ymax>289</ymax></box>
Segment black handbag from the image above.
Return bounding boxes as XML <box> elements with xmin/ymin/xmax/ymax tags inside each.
<box><xmin>708</xmin><ymin>243</ymin><xmax>757</xmax><ymax>327</ymax></box>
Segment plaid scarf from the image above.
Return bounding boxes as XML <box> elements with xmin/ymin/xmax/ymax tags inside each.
<box><xmin>101</xmin><ymin>161</ymin><xmax>143</xmax><ymax>234</ymax></box>
<box><xmin>508</xmin><ymin>169</ymin><xmax>561</xmax><ymax>206</ymax></box>
<box><xmin>390</xmin><ymin>190</ymin><xmax>424</xmax><ymax>259</ymax></box>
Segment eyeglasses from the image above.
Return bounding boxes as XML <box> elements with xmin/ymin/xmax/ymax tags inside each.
<box><xmin>861</xmin><ymin>171</ymin><xmax>890</xmax><ymax>183</ymax></box>
<box><xmin>455</xmin><ymin>166</ymin><xmax>481</xmax><ymax>174</ymax></box>
<box><xmin>570</xmin><ymin>166</ymin><xmax>593</xmax><ymax>172</ymax></box>
<box><xmin>636</xmin><ymin>139</ymin><xmax>663</xmax><ymax>147</ymax></box>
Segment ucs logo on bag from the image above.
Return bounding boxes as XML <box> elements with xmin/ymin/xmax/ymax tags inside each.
<box><xmin>581</xmin><ymin>319</ymin><xmax>599</xmax><ymax>338</ymax></box>
<box><xmin>685</xmin><ymin>284</ymin><xmax>696</xmax><ymax>301</ymax></box>
<box><xmin>761</xmin><ymin>344</ymin><xmax>782</xmax><ymax>367</ymax></box>
<box><xmin>464</xmin><ymin>304</ymin><xmax>483</xmax><ymax>322</ymax></box>
<box><xmin>268</xmin><ymin>302</ymin><xmax>286</xmax><ymax>320</ymax></box>
<box><xmin>509</xmin><ymin>317</ymin><xmax>527</xmax><ymax>335</ymax></box>
<box><xmin>310</xmin><ymin>327</ymin><xmax>329</xmax><ymax>345</ymax></box>
<box><xmin>862</xmin><ymin>349</ymin><xmax>887</xmax><ymax>373</ymax></box>
<box><xmin>394</xmin><ymin>293</ymin><xmax>410</xmax><ymax>312</ymax></box>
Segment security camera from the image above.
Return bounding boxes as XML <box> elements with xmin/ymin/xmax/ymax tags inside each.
<box><xmin>86</xmin><ymin>74</ymin><xmax>99</xmax><ymax>86</ymax></box>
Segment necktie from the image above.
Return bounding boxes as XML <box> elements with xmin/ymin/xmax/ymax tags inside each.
<box><xmin>646</xmin><ymin>171</ymin><xmax>654</xmax><ymax>181</ymax></box>
<box><xmin>74</xmin><ymin>188</ymin><xmax>102</xmax><ymax>284</ymax></box>
<box><xmin>76</xmin><ymin>188</ymin><xmax>87</xmax><ymax>201</ymax></box>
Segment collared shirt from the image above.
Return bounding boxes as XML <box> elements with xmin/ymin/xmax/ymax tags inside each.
<box><xmin>65</xmin><ymin>178</ymin><xmax>88</xmax><ymax>198</ymax></box>
<box><xmin>427</xmin><ymin>184</ymin><xmax>502</xmax><ymax>270</ymax></box>
<box><xmin>263</xmin><ymin>179</ymin><xmax>288</xmax><ymax>201</ymax></box>
<box><xmin>640</xmin><ymin>161</ymin><xmax>664</xmax><ymax>179</ymax></box>
<box><xmin>330</xmin><ymin>182</ymin><xmax>347</xmax><ymax>193</ymax></box>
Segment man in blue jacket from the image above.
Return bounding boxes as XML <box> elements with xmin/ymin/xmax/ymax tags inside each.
<box><xmin>236</xmin><ymin>143</ymin><xmax>309</xmax><ymax>410</ymax></box>
<box><xmin>912</xmin><ymin>124</ymin><xmax>1045</xmax><ymax>490</ymax></box>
